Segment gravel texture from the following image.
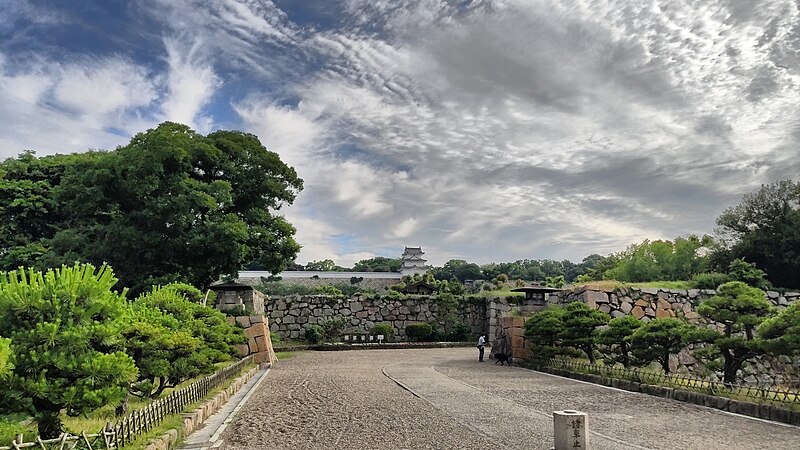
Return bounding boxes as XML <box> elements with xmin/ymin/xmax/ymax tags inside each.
<box><xmin>216</xmin><ymin>348</ymin><xmax>799</xmax><ymax>449</ymax></box>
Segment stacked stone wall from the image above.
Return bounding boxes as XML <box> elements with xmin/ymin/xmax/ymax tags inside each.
<box><xmin>266</xmin><ymin>294</ymin><xmax>492</xmax><ymax>340</ymax></box>
<box><xmin>238</xmin><ymin>276</ymin><xmax>398</xmax><ymax>292</ymax></box>
<box><xmin>227</xmin><ymin>315</ymin><xmax>277</xmax><ymax>364</ymax></box>
<box><xmin>546</xmin><ymin>286</ymin><xmax>800</xmax><ymax>384</ymax></box>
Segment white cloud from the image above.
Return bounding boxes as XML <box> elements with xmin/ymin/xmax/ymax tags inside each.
<box><xmin>161</xmin><ymin>36</ymin><xmax>221</xmax><ymax>132</ymax></box>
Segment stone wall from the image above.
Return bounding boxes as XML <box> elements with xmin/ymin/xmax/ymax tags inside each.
<box><xmin>238</xmin><ymin>275</ymin><xmax>399</xmax><ymax>292</ymax></box>
<box><xmin>266</xmin><ymin>294</ymin><xmax>492</xmax><ymax>340</ymax></box>
<box><xmin>545</xmin><ymin>286</ymin><xmax>800</xmax><ymax>384</ymax></box>
<box><xmin>227</xmin><ymin>315</ymin><xmax>277</xmax><ymax>364</ymax></box>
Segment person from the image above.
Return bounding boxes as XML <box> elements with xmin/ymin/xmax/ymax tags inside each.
<box><xmin>477</xmin><ymin>334</ymin><xmax>486</xmax><ymax>362</ymax></box>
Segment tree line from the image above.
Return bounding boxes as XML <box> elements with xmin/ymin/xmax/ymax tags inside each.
<box><xmin>525</xmin><ymin>281</ymin><xmax>800</xmax><ymax>384</ymax></box>
<box><xmin>292</xmin><ymin>180</ymin><xmax>799</xmax><ymax>289</ymax></box>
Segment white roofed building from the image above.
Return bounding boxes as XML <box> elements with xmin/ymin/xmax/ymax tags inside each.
<box><xmin>400</xmin><ymin>246</ymin><xmax>429</xmax><ymax>275</ymax></box>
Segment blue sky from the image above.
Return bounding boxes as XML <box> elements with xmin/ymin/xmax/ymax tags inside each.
<box><xmin>2</xmin><ymin>0</ymin><xmax>799</xmax><ymax>267</ymax></box>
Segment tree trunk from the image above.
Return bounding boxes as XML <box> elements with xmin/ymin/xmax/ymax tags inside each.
<box><xmin>661</xmin><ymin>350</ymin><xmax>671</xmax><ymax>374</ymax></box>
<box><xmin>585</xmin><ymin>346</ymin><xmax>596</xmax><ymax>364</ymax></box>
<box><xmin>115</xmin><ymin>394</ymin><xmax>130</xmax><ymax>416</ymax></box>
<box><xmin>36</xmin><ymin>410</ymin><xmax>63</xmax><ymax>439</ymax></box>
<box><xmin>150</xmin><ymin>376</ymin><xmax>167</xmax><ymax>399</ymax></box>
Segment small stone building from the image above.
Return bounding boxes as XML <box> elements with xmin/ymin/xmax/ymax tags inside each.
<box><xmin>209</xmin><ymin>281</ymin><xmax>265</xmax><ymax>315</ymax></box>
<box><xmin>400</xmin><ymin>281</ymin><xmax>436</xmax><ymax>295</ymax></box>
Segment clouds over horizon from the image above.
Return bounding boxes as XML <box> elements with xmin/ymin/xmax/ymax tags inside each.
<box><xmin>2</xmin><ymin>0</ymin><xmax>799</xmax><ymax>267</ymax></box>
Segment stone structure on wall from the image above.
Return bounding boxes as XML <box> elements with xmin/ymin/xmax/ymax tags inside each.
<box><xmin>237</xmin><ymin>272</ymin><xmax>401</xmax><ymax>291</ymax></box>
<box><xmin>210</xmin><ymin>281</ymin><xmax>265</xmax><ymax>314</ymax></box>
<box><xmin>266</xmin><ymin>294</ymin><xmax>489</xmax><ymax>340</ymax></box>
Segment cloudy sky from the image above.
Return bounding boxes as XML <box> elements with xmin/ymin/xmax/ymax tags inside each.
<box><xmin>2</xmin><ymin>0</ymin><xmax>799</xmax><ymax>267</ymax></box>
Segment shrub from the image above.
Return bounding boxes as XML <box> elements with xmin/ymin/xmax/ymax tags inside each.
<box><xmin>319</xmin><ymin>317</ymin><xmax>348</xmax><ymax>341</ymax></box>
<box><xmin>524</xmin><ymin>307</ymin><xmax>566</xmax><ymax>359</ymax></box>
<box><xmin>406</xmin><ymin>323</ymin><xmax>433</xmax><ymax>341</ymax></box>
<box><xmin>162</xmin><ymin>282</ymin><xmax>204</xmax><ymax>303</ymax></box>
<box><xmin>691</xmin><ymin>272</ymin><xmax>731</xmax><ymax>289</ymax></box>
<box><xmin>350</xmin><ymin>276</ymin><xmax>364</xmax><ymax>284</ymax></box>
<box><xmin>596</xmin><ymin>316</ymin><xmax>642</xmax><ymax>368</ymax></box>
<box><xmin>386</xmin><ymin>289</ymin><xmax>405</xmax><ymax>299</ymax></box>
<box><xmin>370</xmin><ymin>323</ymin><xmax>394</xmax><ymax>342</ymax></box>
<box><xmin>447</xmin><ymin>322</ymin><xmax>472</xmax><ymax>342</ymax></box>
<box><xmin>629</xmin><ymin>318</ymin><xmax>697</xmax><ymax>374</ymax></box>
<box><xmin>559</xmin><ymin>301</ymin><xmax>609</xmax><ymax>364</ymax></box>
<box><xmin>727</xmin><ymin>259</ymin><xmax>771</xmax><ymax>290</ymax></box>
<box><xmin>313</xmin><ymin>285</ymin><xmax>343</xmax><ymax>296</ymax></box>
<box><xmin>305</xmin><ymin>325</ymin><xmax>323</xmax><ymax>344</ymax></box>
<box><xmin>0</xmin><ymin>264</ymin><xmax>138</xmax><ymax>438</ymax></box>
<box><xmin>221</xmin><ymin>305</ymin><xmax>251</xmax><ymax>317</ymax></box>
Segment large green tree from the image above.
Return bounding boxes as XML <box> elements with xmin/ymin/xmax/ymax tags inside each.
<box><xmin>524</xmin><ymin>307</ymin><xmax>566</xmax><ymax>359</ymax></box>
<box><xmin>695</xmin><ymin>281</ymin><xmax>773</xmax><ymax>383</ymax></box>
<box><xmin>596</xmin><ymin>315</ymin><xmax>642</xmax><ymax>368</ymax></box>
<box><xmin>352</xmin><ymin>257</ymin><xmax>402</xmax><ymax>272</ymax></box>
<box><xmin>0</xmin><ymin>264</ymin><xmax>138</xmax><ymax>438</ymax></box>
<box><xmin>629</xmin><ymin>318</ymin><xmax>696</xmax><ymax>374</ymax></box>
<box><xmin>0</xmin><ymin>122</ymin><xmax>303</xmax><ymax>294</ymax></box>
<box><xmin>714</xmin><ymin>180</ymin><xmax>800</xmax><ymax>288</ymax></box>
<box><xmin>558</xmin><ymin>302</ymin><xmax>610</xmax><ymax>363</ymax></box>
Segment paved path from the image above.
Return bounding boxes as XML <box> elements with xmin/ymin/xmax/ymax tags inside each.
<box><xmin>199</xmin><ymin>348</ymin><xmax>798</xmax><ymax>449</ymax></box>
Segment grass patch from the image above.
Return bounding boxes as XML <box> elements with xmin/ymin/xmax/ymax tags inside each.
<box><xmin>275</xmin><ymin>351</ymin><xmax>297</xmax><ymax>360</ymax></box>
<box><xmin>0</xmin><ymin>360</ymin><xmax>255</xmax><ymax>448</ymax></box>
<box><xmin>631</xmin><ymin>281</ymin><xmax>693</xmax><ymax>290</ymax></box>
<box><xmin>570</xmin><ymin>280</ymin><xmax>694</xmax><ymax>291</ymax></box>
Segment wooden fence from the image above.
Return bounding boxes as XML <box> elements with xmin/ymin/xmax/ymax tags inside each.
<box><xmin>532</xmin><ymin>358</ymin><xmax>800</xmax><ymax>408</ymax></box>
<box><xmin>1</xmin><ymin>355</ymin><xmax>254</xmax><ymax>450</ymax></box>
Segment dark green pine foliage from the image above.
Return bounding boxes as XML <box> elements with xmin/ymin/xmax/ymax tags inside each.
<box><xmin>695</xmin><ymin>281</ymin><xmax>773</xmax><ymax>383</ymax></box>
<box><xmin>596</xmin><ymin>315</ymin><xmax>643</xmax><ymax>368</ymax></box>
<box><xmin>559</xmin><ymin>302</ymin><xmax>610</xmax><ymax>364</ymax></box>
<box><xmin>629</xmin><ymin>318</ymin><xmax>696</xmax><ymax>374</ymax></box>
<box><xmin>759</xmin><ymin>302</ymin><xmax>800</xmax><ymax>356</ymax></box>
<box><xmin>524</xmin><ymin>307</ymin><xmax>566</xmax><ymax>359</ymax></box>
<box><xmin>0</xmin><ymin>264</ymin><xmax>138</xmax><ymax>438</ymax></box>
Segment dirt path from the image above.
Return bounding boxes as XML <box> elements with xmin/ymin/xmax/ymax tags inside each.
<box><xmin>214</xmin><ymin>348</ymin><xmax>799</xmax><ymax>449</ymax></box>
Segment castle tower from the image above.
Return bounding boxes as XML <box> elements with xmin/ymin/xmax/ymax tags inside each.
<box><xmin>400</xmin><ymin>246</ymin><xmax>429</xmax><ymax>275</ymax></box>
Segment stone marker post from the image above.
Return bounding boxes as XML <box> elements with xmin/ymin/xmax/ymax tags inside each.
<box><xmin>553</xmin><ymin>410</ymin><xmax>588</xmax><ymax>450</ymax></box>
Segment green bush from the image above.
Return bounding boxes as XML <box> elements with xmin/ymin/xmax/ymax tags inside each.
<box><xmin>305</xmin><ymin>325</ymin><xmax>323</xmax><ymax>344</ymax></box>
<box><xmin>313</xmin><ymin>285</ymin><xmax>344</xmax><ymax>296</ymax></box>
<box><xmin>691</xmin><ymin>272</ymin><xmax>731</xmax><ymax>289</ymax></box>
<box><xmin>0</xmin><ymin>264</ymin><xmax>138</xmax><ymax>438</ymax></box>
<box><xmin>162</xmin><ymin>282</ymin><xmax>204</xmax><ymax>303</ymax></box>
<box><xmin>447</xmin><ymin>322</ymin><xmax>472</xmax><ymax>342</ymax></box>
<box><xmin>370</xmin><ymin>323</ymin><xmax>394</xmax><ymax>342</ymax></box>
<box><xmin>221</xmin><ymin>305</ymin><xmax>251</xmax><ymax>317</ymax></box>
<box><xmin>319</xmin><ymin>317</ymin><xmax>348</xmax><ymax>341</ymax></box>
<box><xmin>406</xmin><ymin>323</ymin><xmax>433</xmax><ymax>341</ymax></box>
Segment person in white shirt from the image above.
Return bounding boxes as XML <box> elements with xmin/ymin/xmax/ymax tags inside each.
<box><xmin>477</xmin><ymin>334</ymin><xmax>486</xmax><ymax>362</ymax></box>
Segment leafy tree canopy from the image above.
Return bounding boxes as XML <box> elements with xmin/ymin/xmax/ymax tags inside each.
<box><xmin>596</xmin><ymin>315</ymin><xmax>642</xmax><ymax>368</ymax></box>
<box><xmin>558</xmin><ymin>302</ymin><xmax>610</xmax><ymax>363</ymax></box>
<box><xmin>0</xmin><ymin>122</ymin><xmax>303</xmax><ymax>295</ymax></box>
<box><xmin>714</xmin><ymin>179</ymin><xmax>800</xmax><ymax>288</ymax></box>
<box><xmin>352</xmin><ymin>257</ymin><xmax>402</xmax><ymax>272</ymax></box>
<box><xmin>629</xmin><ymin>318</ymin><xmax>696</xmax><ymax>374</ymax></box>
<box><xmin>759</xmin><ymin>302</ymin><xmax>800</xmax><ymax>356</ymax></box>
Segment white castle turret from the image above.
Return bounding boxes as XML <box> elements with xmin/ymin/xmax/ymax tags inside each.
<box><xmin>400</xmin><ymin>246</ymin><xmax>429</xmax><ymax>276</ymax></box>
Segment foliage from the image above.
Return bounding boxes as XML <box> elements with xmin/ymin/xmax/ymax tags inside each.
<box><xmin>257</xmin><ymin>282</ymin><xmax>316</xmax><ymax>296</ymax></box>
<box><xmin>304</xmin><ymin>259</ymin><xmax>347</xmax><ymax>271</ymax></box>
<box><xmin>220</xmin><ymin>305</ymin><xmax>251</xmax><ymax>317</ymax></box>
<box><xmin>544</xmin><ymin>275</ymin><xmax>565</xmax><ymax>288</ymax></box>
<box><xmin>727</xmin><ymin>259</ymin><xmax>771</xmax><ymax>290</ymax></box>
<box><xmin>312</xmin><ymin>285</ymin><xmax>343</xmax><ymax>296</ymax></box>
<box><xmin>405</xmin><ymin>323</ymin><xmax>433</xmax><ymax>341</ymax></box>
<box><xmin>161</xmin><ymin>282</ymin><xmax>205</xmax><ymax>304</ymax></box>
<box><xmin>0</xmin><ymin>122</ymin><xmax>304</xmax><ymax>295</ymax></box>
<box><xmin>629</xmin><ymin>318</ymin><xmax>696</xmax><ymax>374</ymax></box>
<box><xmin>524</xmin><ymin>307</ymin><xmax>566</xmax><ymax>359</ymax></box>
<box><xmin>558</xmin><ymin>302</ymin><xmax>610</xmax><ymax>364</ymax></box>
<box><xmin>431</xmin><ymin>259</ymin><xmax>484</xmax><ymax>282</ymax></box>
<box><xmin>319</xmin><ymin>317</ymin><xmax>348</xmax><ymax>341</ymax></box>
<box><xmin>370</xmin><ymin>323</ymin><xmax>394</xmax><ymax>342</ymax></box>
<box><xmin>604</xmin><ymin>235</ymin><xmax>712</xmax><ymax>282</ymax></box>
<box><xmin>125</xmin><ymin>286</ymin><xmax>246</xmax><ymax>398</ymax></box>
<box><xmin>305</xmin><ymin>325</ymin><xmax>323</xmax><ymax>344</ymax></box>
<box><xmin>352</xmin><ymin>257</ymin><xmax>402</xmax><ymax>272</ymax></box>
<box><xmin>0</xmin><ymin>264</ymin><xmax>138</xmax><ymax>438</ymax></box>
<box><xmin>690</xmin><ymin>272</ymin><xmax>732</xmax><ymax>290</ymax></box>
<box><xmin>350</xmin><ymin>276</ymin><xmax>364</xmax><ymax>284</ymax></box>
<box><xmin>385</xmin><ymin>289</ymin><xmax>405</xmax><ymax>300</ymax></box>
<box><xmin>446</xmin><ymin>322</ymin><xmax>472</xmax><ymax>342</ymax></box>
<box><xmin>759</xmin><ymin>302</ymin><xmax>800</xmax><ymax>356</ymax></box>
<box><xmin>714</xmin><ymin>179</ymin><xmax>800</xmax><ymax>288</ymax></box>
<box><xmin>694</xmin><ymin>281</ymin><xmax>773</xmax><ymax>383</ymax></box>
<box><xmin>596</xmin><ymin>316</ymin><xmax>642</xmax><ymax>368</ymax></box>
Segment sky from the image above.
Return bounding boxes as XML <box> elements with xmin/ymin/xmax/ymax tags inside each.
<box><xmin>2</xmin><ymin>0</ymin><xmax>799</xmax><ymax>267</ymax></box>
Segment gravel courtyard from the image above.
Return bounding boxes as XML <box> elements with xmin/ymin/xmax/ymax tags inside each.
<box><xmin>216</xmin><ymin>348</ymin><xmax>799</xmax><ymax>449</ymax></box>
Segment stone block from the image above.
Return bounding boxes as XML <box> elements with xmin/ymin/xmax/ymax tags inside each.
<box><xmin>583</xmin><ymin>290</ymin><xmax>608</xmax><ymax>307</ymax></box>
<box><xmin>235</xmin><ymin>344</ymin><xmax>250</xmax><ymax>356</ymax></box>
<box><xmin>255</xmin><ymin>336</ymin><xmax>268</xmax><ymax>352</ymax></box>
<box><xmin>254</xmin><ymin>351</ymin><xmax>271</xmax><ymax>364</ymax></box>
<box><xmin>598</xmin><ymin>304</ymin><xmax>610</xmax><ymax>313</ymax></box>
<box><xmin>655</xmin><ymin>308</ymin><xmax>672</xmax><ymax>318</ymax></box>
<box><xmin>631</xmin><ymin>306</ymin><xmax>645</xmax><ymax>319</ymax></box>
<box><xmin>248</xmin><ymin>338</ymin><xmax>258</xmax><ymax>354</ymax></box>
<box><xmin>511</xmin><ymin>335</ymin><xmax>524</xmax><ymax>348</ymax></box>
<box><xmin>620</xmin><ymin>302</ymin><xmax>633</xmax><ymax>314</ymax></box>
<box><xmin>235</xmin><ymin>316</ymin><xmax>251</xmax><ymax>328</ymax></box>
<box><xmin>553</xmin><ymin>410</ymin><xmax>588</xmax><ymax>450</ymax></box>
<box><xmin>634</xmin><ymin>299</ymin><xmax>650</xmax><ymax>307</ymax></box>
<box><xmin>657</xmin><ymin>298</ymin><xmax>671</xmax><ymax>309</ymax></box>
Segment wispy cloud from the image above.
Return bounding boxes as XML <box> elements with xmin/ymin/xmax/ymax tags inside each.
<box><xmin>2</xmin><ymin>0</ymin><xmax>800</xmax><ymax>266</ymax></box>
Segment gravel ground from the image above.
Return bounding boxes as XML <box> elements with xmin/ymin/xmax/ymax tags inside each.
<box><xmin>216</xmin><ymin>348</ymin><xmax>799</xmax><ymax>450</ymax></box>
